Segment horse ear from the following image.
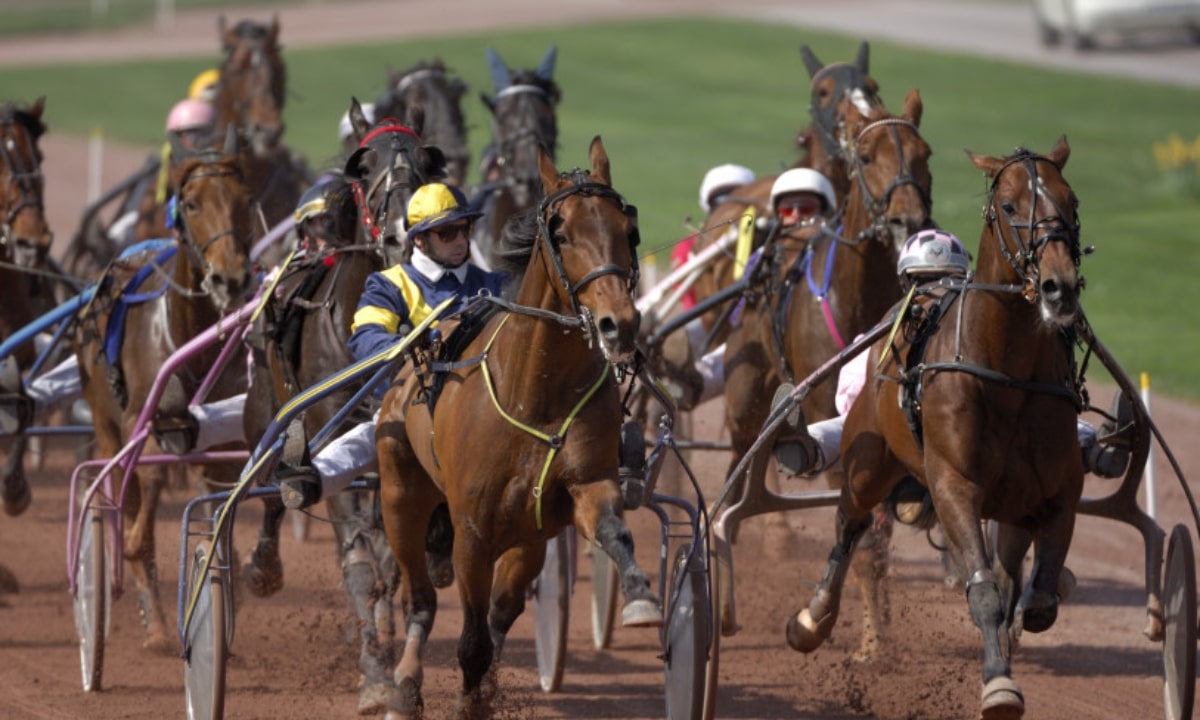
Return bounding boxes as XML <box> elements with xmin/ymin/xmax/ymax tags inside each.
<box><xmin>348</xmin><ymin>97</ymin><xmax>372</xmax><ymax>141</ymax></box>
<box><xmin>855</xmin><ymin>41</ymin><xmax>870</xmax><ymax>74</ymax></box>
<box><xmin>799</xmin><ymin>45</ymin><xmax>824</xmax><ymax>78</ymax></box>
<box><xmin>486</xmin><ymin>47</ymin><xmax>511</xmax><ymax>92</ymax></box>
<box><xmin>480</xmin><ymin>92</ymin><xmax>496</xmax><ymax>115</ymax></box>
<box><xmin>1047</xmin><ymin>135</ymin><xmax>1071</xmax><ymax>170</ymax></box>
<box><xmin>267</xmin><ymin>14</ymin><xmax>280</xmax><ymax>46</ymax></box>
<box><xmin>218</xmin><ymin>15</ymin><xmax>235</xmax><ymax>51</ymax></box>
<box><xmin>29</xmin><ymin>96</ymin><xmax>45</xmax><ymax>120</ymax></box>
<box><xmin>901</xmin><ymin>88</ymin><xmax>923</xmax><ymax>127</ymax></box>
<box><xmin>965</xmin><ymin>148</ymin><xmax>1004</xmax><ymax>178</ymax></box>
<box><xmin>537</xmin><ymin>145</ymin><xmax>559</xmax><ymax>195</ymax></box>
<box><xmin>536</xmin><ymin>45</ymin><xmax>558</xmax><ymax>81</ymax></box>
<box><xmin>223</xmin><ymin>124</ymin><xmax>239</xmax><ymax>156</ymax></box>
<box><xmin>588</xmin><ymin>136</ymin><xmax>611</xmax><ymax>186</ymax></box>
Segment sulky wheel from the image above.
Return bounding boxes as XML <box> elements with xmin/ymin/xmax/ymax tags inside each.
<box><xmin>73</xmin><ymin>505</ymin><xmax>109</xmax><ymax>692</ymax></box>
<box><xmin>184</xmin><ymin>542</ymin><xmax>229</xmax><ymax>720</ymax></box>
<box><xmin>530</xmin><ymin>530</ymin><xmax>570</xmax><ymax>693</ymax></box>
<box><xmin>1162</xmin><ymin>524</ymin><xmax>1196</xmax><ymax>720</ymax></box>
<box><xmin>587</xmin><ymin>539</ymin><xmax>619</xmax><ymax>650</ymax></box>
<box><xmin>664</xmin><ymin>543</ymin><xmax>710</xmax><ymax>720</ymax></box>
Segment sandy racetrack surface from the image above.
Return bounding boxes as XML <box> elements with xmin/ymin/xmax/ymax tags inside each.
<box><xmin>4</xmin><ymin>2</ymin><xmax>1200</xmax><ymax>719</ymax></box>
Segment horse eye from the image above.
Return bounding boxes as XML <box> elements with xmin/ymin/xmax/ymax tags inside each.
<box><xmin>1000</xmin><ymin>201</ymin><xmax>1015</xmax><ymax>214</ymax></box>
<box><xmin>858</xmin><ymin>154</ymin><xmax>871</xmax><ymax>166</ymax></box>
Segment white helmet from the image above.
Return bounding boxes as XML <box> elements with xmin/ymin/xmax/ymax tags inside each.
<box><xmin>770</xmin><ymin>168</ymin><xmax>836</xmax><ymax>216</ymax></box>
<box><xmin>699</xmin><ymin>163</ymin><xmax>756</xmax><ymax>212</ymax></box>
<box><xmin>897</xmin><ymin>229</ymin><xmax>970</xmax><ymax>280</ymax></box>
<box><xmin>338</xmin><ymin>102</ymin><xmax>376</xmax><ymax>143</ymax></box>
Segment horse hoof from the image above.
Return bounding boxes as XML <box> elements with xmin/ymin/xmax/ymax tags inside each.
<box><xmin>0</xmin><ymin>564</ymin><xmax>19</xmax><ymax>594</ymax></box>
<box><xmin>621</xmin><ymin>598</ymin><xmax>664</xmax><ymax>628</ymax></box>
<box><xmin>1020</xmin><ymin>592</ymin><xmax>1058</xmax><ymax>634</ymax></box>
<box><xmin>2</xmin><ymin>478</ymin><xmax>31</xmax><ymax>517</ymax></box>
<box><xmin>980</xmin><ymin>676</ymin><xmax>1024</xmax><ymax>719</ymax></box>
<box><xmin>242</xmin><ymin>549</ymin><xmax>284</xmax><ymax>598</ymax></box>
<box><xmin>387</xmin><ymin>676</ymin><xmax>423</xmax><ymax>719</ymax></box>
<box><xmin>357</xmin><ymin>681</ymin><xmax>396</xmax><ymax>716</ymax></box>
<box><xmin>786</xmin><ymin>607</ymin><xmax>834</xmax><ymax>653</ymax></box>
<box><xmin>1057</xmin><ymin>566</ymin><xmax>1076</xmax><ymax>602</ymax></box>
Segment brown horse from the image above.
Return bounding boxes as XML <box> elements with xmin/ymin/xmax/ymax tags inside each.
<box><xmin>787</xmin><ymin>137</ymin><xmax>1084</xmax><ymax>719</ymax></box>
<box><xmin>375</xmin><ymin>58</ymin><xmax>471</xmax><ymax>186</ymax></box>
<box><xmin>376</xmin><ymin>137</ymin><xmax>658</xmax><ymax>719</ymax></box>
<box><xmin>472</xmin><ymin>45</ymin><xmax>560</xmax><ymax>271</ymax></box>
<box><xmin>240</xmin><ymin>110</ymin><xmax>448</xmax><ymax>715</ymax></box>
<box><xmin>75</xmin><ymin>148</ymin><xmax>256</xmax><ymax>651</ymax></box>
<box><xmin>717</xmin><ymin>89</ymin><xmax>932</xmax><ymax>664</ymax></box>
<box><xmin>1</xmin><ymin>97</ymin><xmax>56</xmax><ymax>517</ymax></box>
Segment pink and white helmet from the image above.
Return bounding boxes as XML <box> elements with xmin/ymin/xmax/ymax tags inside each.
<box><xmin>165</xmin><ymin>98</ymin><xmax>215</xmax><ymax>133</ymax></box>
<box><xmin>897</xmin><ymin>229</ymin><xmax>970</xmax><ymax>280</ymax></box>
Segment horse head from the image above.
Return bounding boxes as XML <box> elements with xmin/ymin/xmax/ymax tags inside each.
<box><xmin>481</xmin><ymin>46</ymin><xmax>561</xmax><ymax>210</ymax></box>
<box><xmin>0</xmin><ymin>98</ymin><xmax>51</xmax><ymax>269</ymax></box>
<box><xmin>215</xmin><ymin>16</ymin><xmax>286</xmax><ymax>156</ymax></box>
<box><xmin>170</xmin><ymin>141</ymin><xmax>256</xmax><ymax>313</ymax></box>
<box><xmin>842</xmin><ymin>88</ymin><xmax>933</xmax><ymax>251</ymax></box>
<box><xmin>800</xmin><ymin>41</ymin><xmax>885</xmax><ymax>174</ymax></box>
<box><xmin>968</xmin><ymin>136</ymin><xmax>1081</xmax><ymax>326</ymax></box>
<box><xmin>343</xmin><ymin>98</ymin><xmax>447</xmax><ymax>263</ymax></box>
<box><xmin>378</xmin><ymin>59</ymin><xmax>470</xmax><ymax>187</ymax></box>
<box><xmin>534</xmin><ymin>136</ymin><xmax>641</xmax><ymax>363</ymax></box>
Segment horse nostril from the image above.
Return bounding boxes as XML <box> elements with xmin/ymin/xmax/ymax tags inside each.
<box><xmin>598</xmin><ymin>316</ymin><xmax>618</xmax><ymax>341</ymax></box>
<box><xmin>1041</xmin><ymin>278</ymin><xmax>1061</xmax><ymax>301</ymax></box>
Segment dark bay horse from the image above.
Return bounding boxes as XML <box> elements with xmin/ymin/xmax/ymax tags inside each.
<box><xmin>240</xmin><ymin>111</ymin><xmax>447</xmax><ymax>715</ymax></box>
<box><xmin>376</xmin><ymin>137</ymin><xmax>659</xmax><ymax>719</ymax></box>
<box><xmin>375</xmin><ymin>58</ymin><xmax>470</xmax><ymax>186</ymax></box>
<box><xmin>787</xmin><ymin>137</ymin><xmax>1084</xmax><ymax>719</ymax></box>
<box><xmin>472</xmin><ymin>45</ymin><xmax>560</xmax><ymax>271</ymax></box>
<box><xmin>1</xmin><ymin>97</ymin><xmax>57</xmax><ymax>517</ymax></box>
<box><xmin>718</xmin><ymin>89</ymin><xmax>932</xmax><ymax>662</ymax></box>
<box><xmin>75</xmin><ymin>149</ymin><xmax>256</xmax><ymax>651</ymax></box>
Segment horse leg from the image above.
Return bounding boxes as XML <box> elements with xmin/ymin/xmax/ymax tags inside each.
<box><xmin>848</xmin><ymin>508</ymin><xmax>891</xmax><ymax>662</ymax></box>
<box><xmin>122</xmin><ymin>467</ymin><xmax>173</xmax><ymax>652</ymax></box>
<box><xmin>992</xmin><ymin>521</ymin><xmax>1032</xmax><ymax>652</ymax></box>
<box><xmin>241</xmin><ymin>494</ymin><xmax>286</xmax><ymax>598</ymax></box>
<box><xmin>328</xmin><ymin>491</ymin><xmax>398</xmax><ymax>716</ymax></box>
<box><xmin>786</xmin><ymin>505</ymin><xmax>873</xmax><ymax>653</ymax></box>
<box><xmin>377</xmin><ymin>431</ymin><xmax>439</xmax><ymax>720</ymax></box>
<box><xmin>450</xmin><ymin>535</ymin><xmax>497</xmax><ymax>720</ymax></box>
<box><xmin>1</xmin><ymin>436</ymin><xmax>31</xmax><ymax>517</ymax></box>
<box><xmin>483</xmin><ymin>544</ymin><xmax>548</xmax><ymax>698</ymax></box>
<box><xmin>572</xmin><ymin>481</ymin><xmax>663</xmax><ymax>627</ymax></box>
<box><xmin>936</xmin><ymin>486</ymin><xmax>1023</xmax><ymax>719</ymax></box>
<box><xmin>1018</xmin><ymin>502</ymin><xmax>1076</xmax><ymax>636</ymax></box>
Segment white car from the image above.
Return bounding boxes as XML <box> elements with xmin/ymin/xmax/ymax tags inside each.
<box><xmin>1032</xmin><ymin>0</ymin><xmax>1200</xmax><ymax>48</ymax></box>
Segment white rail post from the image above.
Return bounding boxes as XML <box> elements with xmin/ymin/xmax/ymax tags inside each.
<box><xmin>87</xmin><ymin>127</ymin><xmax>104</xmax><ymax>205</ymax></box>
<box><xmin>1141</xmin><ymin>372</ymin><xmax>1156</xmax><ymax>522</ymax></box>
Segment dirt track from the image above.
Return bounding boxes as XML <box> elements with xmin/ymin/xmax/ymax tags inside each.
<box><xmin>4</xmin><ymin>1</ymin><xmax>1200</xmax><ymax>719</ymax></box>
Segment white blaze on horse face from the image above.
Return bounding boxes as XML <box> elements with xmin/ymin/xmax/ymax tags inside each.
<box><xmin>4</xmin><ymin>138</ymin><xmax>13</xmax><ymax>153</ymax></box>
<box><xmin>849</xmin><ymin>88</ymin><xmax>874</xmax><ymax>116</ymax></box>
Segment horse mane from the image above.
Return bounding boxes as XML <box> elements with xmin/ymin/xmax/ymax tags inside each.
<box><xmin>489</xmin><ymin>205</ymin><xmax>539</xmax><ymax>283</ymax></box>
<box><xmin>0</xmin><ymin>102</ymin><xmax>46</xmax><ymax>141</ymax></box>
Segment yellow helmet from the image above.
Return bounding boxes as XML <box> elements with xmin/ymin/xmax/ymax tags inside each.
<box><xmin>188</xmin><ymin>68</ymin><xmax>220</xmax><ymax>103</ymax></box>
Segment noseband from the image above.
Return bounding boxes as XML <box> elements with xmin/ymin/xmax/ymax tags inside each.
<box><xmin>536</xmin><ymin>170</ymin><xmax>640</xmax><ymax>322</ymax></box>
<box><xmin>984</xmin><ymin>152</ymin><xmax>1081</xmax><ymax>297</ymax></box>
<box><xmin>849</xmin><ymin>117</ymin><xmax>931</xmax><ymax>243</ymax></box>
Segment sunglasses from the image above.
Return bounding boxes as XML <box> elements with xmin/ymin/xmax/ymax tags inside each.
<box><xmin>777</xmin><ymin>196</ymin><xmax>823</xmax><ymax>221</ymax></box>
<box><xmin>431</xmin><ymin>222</ymin><xmax>471</xmax><ymax>241</ymax></box>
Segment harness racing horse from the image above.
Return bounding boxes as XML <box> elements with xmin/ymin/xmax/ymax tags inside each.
<box><xmin>1</xmin><ymin>97</ymin><xmax>57</xmax><ymax>517</ymax></box>
<box><xmin>719</xmin><ymin>89</ymin><xmax>932</xmax><ymax>662</ymax></box>
<box><xmin>212</xmin><ymin>16</ymin><xmax>308</xmax><ymax>243</ymax></box>
<box><xmin>787</xmin><ymin>137</ymin><xmax>1084</xmax><ymax>719</ymax></box>
<box><xmin>472</xmin><ymin>45</ymin><xmax>560</xmax><ymax>271</ymax></box>
<box><xmin>75</xmin><ymin>147</ymin><xmax>256</xmax><ymax>652</ymax></box>
<box><xmin>240</xmin><ymin>115</ymin><xmax>447</xmax><ymax>715</ymax></box>
<box><xmin>376</xmin><ymin>137</ymin><xmax>660</xmax><ymax>719</ymax></box>
<box><xmin>681</xmin><ymin>43</ymin><xmax>884</xmax><ymax>354</ymax></box>
<box><xmin>375</xmin><ymin>58</ymin><xmax>471</xmax><ymax>187</ymax></box>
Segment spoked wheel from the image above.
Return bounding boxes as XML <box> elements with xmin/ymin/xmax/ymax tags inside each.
<box><xmin>530</xmin><ymin>530</ymin><xmax>570</xmax><ymax>693</ymax></box>
<box><xmin>587</xmin><ymin>540</ymin><xmax>619</xmax><ymax>650</ymax></box>
<box><xmin>1162</xmin><ymin>524</ymin><xmax>1196</xmax><ymax>720</ymax></box>
<box><xmin>73</xmin><ymin>505</ymin><xmax>109</xmax><ymax>692</ymax></box>
<box><xmin>184</xmin><ymin>542</ymin><xmax>228</xmax><ymax>720</ymax></box>
<box><xmin>664</xmin><ymin>543</ymin><xmax>710</xmax><ymax>720</ymax></box>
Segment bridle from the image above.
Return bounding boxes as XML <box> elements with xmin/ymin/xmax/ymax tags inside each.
<box><xmin>170</xmin><ymin>163</ymin><xmax>252</xmax><ymax>296</ymax></box>
<box><xmin>493</xmin><ymin>84</ymin><xmax>557</xmax><ymax>206</ymax></box>
<box><xmin>847</xmin><ymin>117</ymin><xmax>932</xmax><ymax>243</ymax></box>
<box><xmin>536</xmin><ymin>170</ymin><xmax>640</xmax><ymax>324</ymax></box>
<box><xmin>219</xmin><ymin>30</ymin><xmax>285</xmax><ymax>148</ymax></box>
<box><xmin>348</xmin><ymin>124</ymin><xmax>428</xmax><ymax>248</ymax></box>
<box><xmin>0</xmin><ymin>112</ymin><xmax>46</xmax><ymax>259</ymax></box>
<box><xmin>983</xmin><ymin>151</ymin><xmax>1081</xmax><ymax>296</ymax></box>
<box><xmin>808</xmin><ymin>62</ymin><xmax>880</xmax><ymax>162</ymax></box>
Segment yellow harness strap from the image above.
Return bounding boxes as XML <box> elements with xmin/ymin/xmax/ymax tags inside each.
<box><xmin>155</xmin><ymin>142</ymin><xmax>172</xmax><ymax>205</ymax></box>
<box><xmin>479</xmin><ymin>315</ymin><xmax>611</xmax><ymax>531</ymax></box>
<box><xmin>732</xmin><ymin>206</ymin><xmax>757</xmax><ymax>280</ymax></box>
